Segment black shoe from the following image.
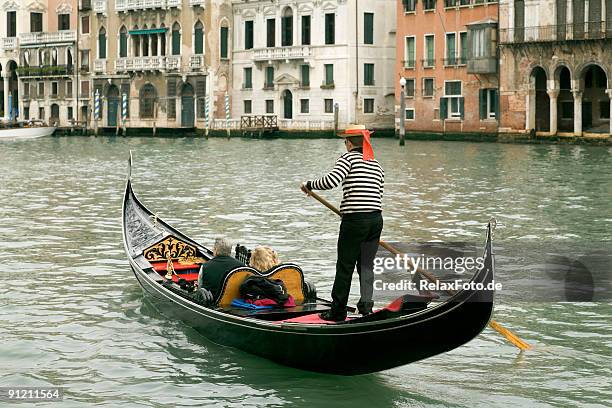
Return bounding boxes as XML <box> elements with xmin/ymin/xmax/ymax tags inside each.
<box><xmin>319</xmin><ymin>310</ymin><xmax>347</xmax><ymax>322</ymax></box>
<box><xmin>359</xmin><ymin>309</ymin><xmax>373</xmax><ymax>316</ymax></box>
<box><xmin>357</xmin><ymin>301</ymin><xmax>374</xmax><ymax>316</ymax></box>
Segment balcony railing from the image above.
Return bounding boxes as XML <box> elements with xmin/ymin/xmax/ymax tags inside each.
<box><xmin>167</xmin><ymin>0</ymin><xmax>181</xmax><ymax>7</ymax></box>
<box><xmin>500</xmin><ymin>22</ymin><xmax>612</xmax><ymax>44</ymax></box>
<box><xmin>403</xmin><ymin>59</ymin><xmax>415</xmax><ymax>69</ymax></box>
<box><xmin>115</xmin><ymin>56</ymin><xmax>169</xmax><ymax>71</ymax></box>
<box><xmin>2</xmin><ymin>37</ymin><xmax>18</xmax><ymax>50</ymax></box>
<box><xmin>94</xmin><ymin>59</ymin><xmax>107</xmax><ymax>73</ymax></box>
<box><xmin>20</xmin><ymin>30</ymin><xmax>77</xmax><ymax>45</ymax></box>
<box><xmin>166</xmin><ymin>56</ymin><xmax>180</xmax><ymax>70</ymax></box>
<box><xmin>93</xmin><ymin>0</ymin><xmax>106</xmax><ymax>13</ymax></box>
<box><xmin>421</xmin><ymin>58</ymin><xmax>436</xmax><ymax>68</ymax></box>
<box><xmin>189</xmin><ymin>55</ymin><xmax>204</xmax><ymax>69</ymax></box>
<box><xmin>80</xmin><ymin>0</ymin><xmax>92</xmax><ymax>10</ymax></box>
<box><xmin>443</xmin><ymin>56</ymin><xmax>467</xmax><ymax>67</ymax></box>
<box><xmin>189</xmin><ymin>0</ymin><xmax>205</xmax><ymax>5</ymax></box>
<box><xmin>254</xmin><ymin>46</ymin><xmax>311</xmax><ymax>62</ymax></box>
<box><xmin>115</xmin><ymin>0</ymin><xmax>178</xmax><ymax>11</ymax></box>
<box><xmin>16</xmin><ymin>65</ymin><xmax>74</xmax><ymax>77</ymax></box>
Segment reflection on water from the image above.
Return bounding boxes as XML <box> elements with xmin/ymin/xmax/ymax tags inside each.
<box><xmin>0</xmin><ymin>137</ymin><xmax>611</xmax><ymax>407</ymax></box>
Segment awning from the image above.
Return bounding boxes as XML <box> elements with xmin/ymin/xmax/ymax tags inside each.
<box><xmin>129</xmin><ymin>28</ymin><xmax>168</xmax><ymax>35</ymax></box>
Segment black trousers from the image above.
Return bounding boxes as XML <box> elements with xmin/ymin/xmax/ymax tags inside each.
<box><xmin>331</xmin><ymin>211</ymin><xmax>383</xmax><ymax>313</ymax></box>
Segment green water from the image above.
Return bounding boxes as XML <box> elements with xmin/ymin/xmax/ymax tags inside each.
<box><xmin>0</xmin><ymin>137</ymin><xmax>611</xmax><ymax>407</ymax></box>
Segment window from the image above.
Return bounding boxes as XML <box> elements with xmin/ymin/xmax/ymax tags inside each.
<box><xmin>301</xmin><ymin>65</ymin><xmax>310</xmax><ymax>87</ymax></box>
<box><xmin>301</xmin><ymin>16</ymin><xmax>311</xmax><ymax>45</ymax></box>
<box><xmin>282</xmin><ymin>8</ymin><xmax>293</xmax><ymax>46</ymax></box>
<box><xmin>405</xmin><ymin>108</ymin><xmax>415</xmax><ymax>120</ymax></box>
<box><xmin>119</xmin><ymin>26</ymin><xmax>128</xmax><ymax>58</ymax></box>
<box><xmin>445</xmin><ymin>0</ymin><xmax>457</xmax><ymax>7</ymax></box>
<box><xmin>58</xmin><ymin>14</ymin><xmax>70</xmax><ymax>30</ymax></box>
<box><xmin>81</xmin><ymin>16</ymin><xmax>89</xmax><ymax>34</ymax></box>
<box><xmin>172</xmin><ymin>23</ymin><xmax>181</xmax><ymax>55</ymax></box>
<box><xmin>98</xmin><ymin>27</ymin><xmax>106</xmax><ymax>59</ymax></box>
<box><xmin>442</xmin><ymin>81</ymin><xmax>463</xmax><ymax>119</ymax></box>
<box><xmin>471</xmin><ymin>27</ymin><xmax>486</xmax><ymax>58</ymax></box>
<box><xmin>80</xmin><ymin>80</ymin><xmax>89</xmax><ymax>97</ymax></box>
<box><xmin>267</xmin><ymin>19</ymin><xmax>275</xmax><ymax>47</ymax></box>
<box><xmin>23</xmin><ymin>82</ymin><xmax>30</xmax><ymax>99</ymax></box>
<box><xmin>324</xmin><ymin>64</ymin><xmax>334</xmax><ymax>86</ymax></box>
<box><xmin>324</xmin><ymin>99</ymin><xmax>334</xmax><ymax>113</ymax></box>
<box><xmin>405</xmin><ymin>78</ymin><xmax>415</xmax><ymax>97</ymax></box>
<box><xmin>459</xmin><ymin>32</ymin><xmax>467</xmax><ymax>64</ymax></box>
<box><xmin>51</xmin><ymin>82</ymin><xmax>58</xmax><ymax>97</ymax></box>
<box><xmin>364</xmin><ymin>12</ymin><xmax>374</xmax><ymax>44</ymax></box>
<box><xmin>7</xmin><ymin>11</ymin><xmax>16</xmax><ymax>37</ymax></box>
<box><xmin>424</xmin><ymin>35</ymin><xmax>435</xmax><ymax>67</ymax></box>
<box><xmin>423</xmin><ymin>0</ymin><xmax>437</xmax><ymax>10</ymax></box>
<box><xmin>325</xmin><ymin>13</ymin><xmax>335</xmax><ymax>44</ymax></box>
<box><xmin>243</xmin><ymin>67</ymin><xmax>252</xmax><ymax>89</ymax></box>
<box><xmin>24</xmin><ymin>107</ymin><xmax>29</xmax><ymax>120</ymax></box>
<box><xmin>244</xmin><ymin>100</ymin><xmax>252</xmax><ymax>114</ymax></box>
<box><xmin>403</xmin><ymin>0</ymin><xmax>416</xmax><ymax>13</ymax></box>
<box><xmin>68</xmin><ymin>106</ymin><xmax>73</xmax><ymax>120</ymax></box>
<box><xmin>220</xmin><ymin>26</ymin><xmax>229</xmax><ymax>58</ymax></box>
<box><xmin>300</xmin><ymin>99</ymin><xmax>309</xmax><ymax>113</ymax></box>
<box><xmin>364</xmin><ymin>63</ymin><xmax>374</xmax><ymax>86</ymax></box>
<box><xmin>194</xmin><ymin>21</ymin><xmax>204</xmax><ymax>54</ymax></box>
<box><xmin>139</xmin><ymin>84</ymin><xmax>156</xmax><ymax>118</ymax></box>
<box><xmin>445</xmin><ymin>33</ymin><xmax>456</xmax><ymax>65</ymax></box>
<box><xmin>364</xmin><ymin>98</ymin><xmax>374</xmax><ymax>113</ymax></box>
<box><xmin>245</xmin><ymin>20</ymin><xmax>254</xmax><ymax>49</ymax></box>
<box><xmin>39</xmin><ymin>107</ymin><xmax>45</xmax><ymax>120</ymax></box>
<box><xmin>265</xmin><ymin>66</ymin><xmax>274</xmax><ymax>89</ymax></box>
<box><xmin>265</xmin><ymin>100</ymin><xmax>274</xmax><ymax>113</ymax></box>
<box><xmin>30</xmin><ymin>12</ymin><xmax>42</xmax><ymax>32</ymax></box>
<box><xmin>600</xmin><ymin>101</ymin><xmax>610</xmax><ymax>119</ymax></box>
<box><xmin>66</xmin><ymin>81</ymin><xmax>73</xmax><ymax>97</ymax></box>
<box><xmin>479</xmin><ymin>88</ymin><xmax>498</xmax><ymax>120</ymax></box>
<box><xmin>561</xmin><ymin>101</ymin><xmax>573</xmax><ymax>120</ymax></box>
<box><xmin>80</xmin><ymin>50</ymin><xmax>90</xmax><ymax>70</ymax></box>
<box><xmin>38</xmin><ymin>82</ymin><xmax>45</xmax><ymax>97</ymax></box>
<box><xmin>423</xmin><ymin>78</ymin><xmax>434</xmax><ymax>97</ymax></box>
<box><xmin>404</xmin><ymin>36</ymin><xmax>415</xmax><ymax>68</ymax></box>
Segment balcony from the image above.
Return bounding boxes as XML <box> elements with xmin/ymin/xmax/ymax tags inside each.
<box><xmin>189</xmin><ymin>55</ymin><xmax>204</xmax><ymax>70</ymax></box>
<box><xmin>16</xmin><ymin>65</ymin><xmax>74</xmax><ymax>78</ymax></box>
<box><xmin>403</xmin><ymin>59</ymin><xmax>415</xmax><ymax>69</ymax></box>
<box><xmin>421</xmin><ymin>58</ymin><xmax>436</xmax><ymax>68</ymax></box>
<box><xmin>189</xmin><ymin>0</ymin><xmax>205</xmax><ymax>5</ymax></box>
<box><xmin>94</xmin><ymin>59</ymin><xmax>107</xmax><ymax>73</ymax></box>
<box><xmin>115</xmin><ymin>56</ymin><xmax>168</xmax><ymax>72</ymax></box>
<box><xmin>115</xmin><ymin>0</ymin><xmax>177</xmax><ymax>12</ymax></box>
<box><xmin>443</xmin><ymin>56</ymin><xmax>467</xmax><ymax>67</ymax></box>
<box><xmin>500</xmin><ymin>22</ymin><xmax>612</xmax><ymax>44</ymax></box>
<box><xmin>166</xmin><ymin>56</ymin><xmax>180</xmax><ymax>70</ymax></box>
<box><xmin>2</xmin><ymin>37</ymin><xmax>18</xmax><ymax>50</ymax></box>
<box><xmin>167</xmin><ymin>0</ymin><xmax>181</xmax><ymax>7</ymax></box>
<box><xmin>253</xmin><ymin>46</ymin><xmax>311</xmax><ymax>62</ymax></box>
<box><xmin>93</xmin><ymin>0</ymin><xmax>106</xmax><ymax>13</ymax></box>
<box><xmin>467</xmin><ymin>57</ymin><xmax>497</xmax><ymax>74</ymax></box>
<box><xmin>20</xmin><ymin>30</ymin><xmax>77</xmax><ymax>45</ymax></box>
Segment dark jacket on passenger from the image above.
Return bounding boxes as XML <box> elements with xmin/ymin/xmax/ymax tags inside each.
<box><xmin>198</xmin><ymin>255</ymin><xmax>246</xmax><ymax>299</ymax></box>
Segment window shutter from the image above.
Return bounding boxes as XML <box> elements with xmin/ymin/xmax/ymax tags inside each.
<box><xmin>440</xmin><ymin>97</ymin><xmax>447</xmax><ymax>119</ymax></box>
<box><xmin>167</xmin><ymin>79</ymin><xmax>176</xmax><ymax>96</ymax></box>
<box><xmin>172</xmin><ymin>30</ymin><xmax>181</xmax><ymax>55</ymax></box>
<box><xmin>195</xmin><ymin>28</ymin><xmax>204</xmax><ymax>54</ymax></box>
<box><xmin>196</xmin><ymin>79</ymin><xmax>206</xmax><ymax>96</ymax></box>
<box><xmin>479</xmin><ymin>89</ymin><xmax>486</xmax><ymax>120</ymax></box>
<box><xmin>459</xmin><ymin>97</ymin><xmax>465</xmax><ymax>119</ymax></box>
<box><xmin>220</xmin><ymin>26</ymin><xmax>229</xmax><ymax>58</ymax></box>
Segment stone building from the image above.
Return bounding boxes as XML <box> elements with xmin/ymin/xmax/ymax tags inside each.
<box><xmin>85</xmin><ymin>0</ymin><xmax>232</xmax><ymax>129</ymax></box>
<box><xmin>231</xmin><ymin>0</ymin><xmax>397</xmax><ymax>130</ymax></box>
<box><xmin>499</xmin><ymin>0</ymin><xmax>612</xmax><ymax>136</ymax></box>
<box><xmin>396</xmin><ymin>0</ymin><xmax>499</xmax><ymax>134</ymax></box>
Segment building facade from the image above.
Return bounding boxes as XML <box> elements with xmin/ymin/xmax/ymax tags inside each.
<box><xmin>85</xmin><ymin>0</ymin><xmax>232</xmax><ymax>129</ymax></box>
<box><xmin>231</xmin><ymin>0</ymin><xmax>397</xmax><ymax>130</ymax></box>
<box><xmin>499</xmin><ymin>0</ymin><xmax>612</xmax><ymax>136</ymax></box>
<box><xmin>396</xmin><ymin>0</ymin><xmax>499</xmax><ymax>134</ymax></box>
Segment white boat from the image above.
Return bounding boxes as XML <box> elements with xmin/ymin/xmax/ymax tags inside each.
<box><xmin>0</xmin><ymin>121</ymin><xmax>56</xmax><ymax>140</ymax></box>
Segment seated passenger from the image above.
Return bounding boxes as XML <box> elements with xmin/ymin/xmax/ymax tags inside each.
<box><xmin>198</xmin><ymin>238</ymin><xmax>245</xmax><ymax>299</ymax></box>
<box><xmin>249</xmin><ymin>246</ymin><xmax>280</xmax><ymax>273</ymax></box>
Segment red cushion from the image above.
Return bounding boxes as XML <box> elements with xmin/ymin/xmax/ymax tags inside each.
<box><xmin>171</xmin><ymin>273</ymin><xmax>199</xmax><ymax>283</ymax></box>
<box><xmin>150</xmin><ymin>260</ymin><xmax>199</xmax><ymax>272</ymax></box>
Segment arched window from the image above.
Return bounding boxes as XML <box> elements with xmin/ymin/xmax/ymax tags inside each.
<box><xmin>160</xmin><ymin>24</ymin><xmax>166</xmax><ymax>56</ymax></box>
<box><xmin>119</xmin><ymin>26</ymin><xmax>128</xmax><ymax>58</ymax></box>
<box><xmin>139</xmin><ymin>84</ymin><xmax>156</xmax><ymax>118</ymax></box>
<box><xmin>23</xmin><ymin>51</ymin><xmax>30</xmax><ymax>67</ymax></box>
<box><xmin>220</xmin><ymin>24</ymin><xmax>229</xmax><ymax>59</ymax></box>
<box><xmin>98</xmin><ymin>27</ymin><xmax>107</xmax><ymax>59</ymax></box>
<box><xmin>67</xmin><ymin>48</ymin><xmax>73</xmax><ymax>67</ymax></box>
<box><xmin>281</xmin><ymin>7</ymin><xmax>293</xmax><ymax>46</ymax></box>
<box><xmin>172</xmin><ymin>22</ymin><xmax>181</xmax><ymax>56</ymax></box>
<box><xmin>150</xmin><ymin>25</ymin><xmax>158</xmax><ymax>57</ymax></box>
<box><xmin>142</xmin><ymin>25</ymin><xmax>149</xmax><ymax>57</ymax></box>
<box><xmin>194</xmin><ymin>21</ymin><xmax>204</xmax><ymax>55</ymax></box>
<box><xmin>51</xmin><ymin>48</ymin><xmax>58</xmax><ymax>66</ymax></box>
<box><xmin>132</xmin><ymin>26</ymin><xmax>140</xmax><ymax>57</ymax></box>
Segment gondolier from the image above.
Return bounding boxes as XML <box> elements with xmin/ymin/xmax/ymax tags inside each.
<box><xmin>301</xmin><ymin>124</ymin><xmax>384</xmax><ymax>321</ymax></box>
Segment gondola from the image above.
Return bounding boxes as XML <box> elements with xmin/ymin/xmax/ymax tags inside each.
<box><xmin>122</xmin><ymin>153</ymin><xmax>496</xmax><ymax>375</ymax></box>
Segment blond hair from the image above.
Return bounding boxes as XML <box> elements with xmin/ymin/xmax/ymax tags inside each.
<box><xmin>249</xmin><ymin>246</ymin><xmax>280</xmax><ymax>272</ymax></box>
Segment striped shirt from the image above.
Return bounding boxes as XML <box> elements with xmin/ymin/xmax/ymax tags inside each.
<box><xmin>307</xmin><ymin>149</ymin><xmax>384</xmax><ymax>214</ymax></box>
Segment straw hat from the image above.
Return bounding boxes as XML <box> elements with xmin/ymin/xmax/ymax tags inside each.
<box><xmin>337</xmin><ymin>124</ymin><xmax>368</xmax><ymax>137</ymax></box>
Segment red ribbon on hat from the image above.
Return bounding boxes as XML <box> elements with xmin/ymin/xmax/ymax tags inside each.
<box><xmin>345</xmin><ymin>128</ymin><xmax>375</xmax><ymax>161</ymax></box>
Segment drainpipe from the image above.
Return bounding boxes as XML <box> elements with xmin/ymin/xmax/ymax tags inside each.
<box><xmin>355</xmin><ymin>0</ymin><xmax>359</xmax><ymax>124</ymax></box>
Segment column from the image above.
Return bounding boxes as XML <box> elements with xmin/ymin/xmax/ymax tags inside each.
<box><xmin>547</xmin><ymin>89</ymin><xmax>560</xmax><ymax>135</ymax></box>
<box><xmin>294</xmin><ymin>11</ymin><xmax>299</xmax><ymax>47</ymax></box>
<box><xmin>157</xmin><ymin>33</ymin><xmax>161</xmax><ymax>56</ymax></box>
<box><xmin>572</xmin><ymin>90</ymin><xmax>583</xmax><ymax>136</ymax></box>
<box><xmin>607</xmin><ymin>89</ymin><xmax>612</xmax><ymax>135</ymax></box>
<box><xmin>526</xmin><ymin>88</ymin><xmax>536</xmax><ymax>130</ymax></box>
<box><xmin>3</xmin><ymin>75</ymin><xmax>9</xmax><ymax>119</ymax></box>
<box><xmin>149</xmin><ymin>35</ymin><xmax>153</xmax><ymax>57</ymax></box>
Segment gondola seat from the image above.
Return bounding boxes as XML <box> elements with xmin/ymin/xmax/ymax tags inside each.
<box><xmin>216</xmin><ymin>263</ymin><xmax>308</xmax><ymax>307</ymax></box>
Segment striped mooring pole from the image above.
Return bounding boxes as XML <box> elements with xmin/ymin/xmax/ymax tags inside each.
<box><xmin>94</xmin><ymin>88</ymin><xmax>100</xmax><ymax>136</ymax></box>
<box><xmin>8</xmin><ymin>93</ymin><xmax>12</xmax><ymax>122</ymax></box>
<box><xmin>122</xmin><ymin>93</ymin><xmax>128</xmax><ymax>136</ymax></box>
<box><xmin>204</xmin><ymin>95</ymin><xmax>210</xmax><ymax>138</ymax></box>
<box><xmin>225</xmin><ymin>92</ymin><xmax>230</xmax><ymax>139</ymax></box>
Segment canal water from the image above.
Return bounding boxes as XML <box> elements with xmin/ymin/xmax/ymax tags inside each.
<box><xmin>1</xmin><ymin>136</ymin><xmax>610</xmax><ymax>407</ymax></box>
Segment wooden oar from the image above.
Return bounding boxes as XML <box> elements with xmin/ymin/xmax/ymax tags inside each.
<box><xmin>304</xmin><ymin>188</ymin><xmax>532</xmax><ymax>351</ymax></box>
